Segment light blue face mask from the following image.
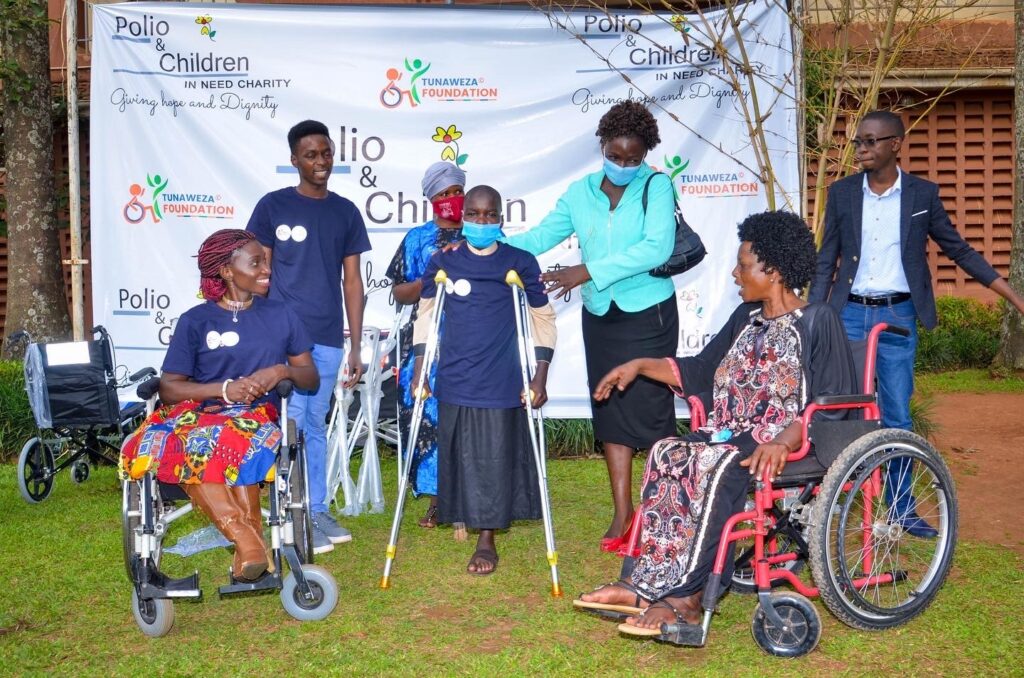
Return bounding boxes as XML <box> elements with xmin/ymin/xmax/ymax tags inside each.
<box><xmin>462</xmin><ymin>220</ymin><xmax>503</xmax><ymax>248</ymax></box>
<box><xmin>603</xmin><ymin>156</ymin><xmax>643</xmax><ymax>186</ymax></box>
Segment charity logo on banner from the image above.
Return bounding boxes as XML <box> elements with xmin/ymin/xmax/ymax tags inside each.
<box><xmin>90</xmin><ymin>3</ymin><xmax>797</xmax><ymax>416</ymax></box>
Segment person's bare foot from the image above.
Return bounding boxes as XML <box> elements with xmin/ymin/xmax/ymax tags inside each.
<box><xmin>624</xmin><ymin>593</ymin><xmax>701</xmax><ymax>629</ymax></box>
<box><xmin>579</xmin><ymin>580</ymin><xmax>648</xmax><ymax>609</ymax></box>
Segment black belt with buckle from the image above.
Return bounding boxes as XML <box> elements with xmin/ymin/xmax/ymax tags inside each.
<box><xmin>848</xmin><ymin>292</ymin><xmax>912</xmax><ymax>306</ymax></box>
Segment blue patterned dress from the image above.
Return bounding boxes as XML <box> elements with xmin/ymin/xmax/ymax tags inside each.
<box><xmin>385</xmin><ymin>221</ymin><xmax>462</xmax><ymax>496</ymax></box>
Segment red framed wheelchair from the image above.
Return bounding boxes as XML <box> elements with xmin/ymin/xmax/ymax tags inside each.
<box><xmin>614</xmin><ymin>322</ymin><xmax>958</xmax><ymax>657</ymax></box>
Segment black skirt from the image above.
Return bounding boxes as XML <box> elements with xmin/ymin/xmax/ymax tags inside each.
<box><xmin>582</xmin><ymin>298</ymin><xmax>679</xmax><ymax>449</ymax></box>
<box><xmin>436</xmin><ymin>403</ymin><xmax>542</xmax><ymax>529</ymax></box>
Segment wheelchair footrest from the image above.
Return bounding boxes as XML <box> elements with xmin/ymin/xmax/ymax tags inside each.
<box><xmin>659</xmin><ymin>622</ymin><xmax>707</xmax><ymax>647</ymax></box>
<box><xmin>218</xmin><ymin>570</ymin><xmax>281</xmax><ymax>597</ymax></box>
<box><xmin>140</xmin><ymin>570</ymin><xmax>202</xmax><ymax>600</ymax></box>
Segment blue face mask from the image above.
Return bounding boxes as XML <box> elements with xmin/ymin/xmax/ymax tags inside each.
<box><xmin>462</xmin><ymin>220</ymin><xmax>503</xmax><ymax>249</ymax></box>
<box><xmin>603</xmin><ymin>157</ymin><xmax>642</xmax><ymax>186</ymax></box>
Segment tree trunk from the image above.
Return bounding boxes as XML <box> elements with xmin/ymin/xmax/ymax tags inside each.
<box><xmin>0</xmin><ymin>0</ymin><xmax>71</xmax><ymax>359</ymax></box>
<box><xmin>993</xmin><ymin>0</ymin><xmax>1024</xmax><ymax>370</ymax></box>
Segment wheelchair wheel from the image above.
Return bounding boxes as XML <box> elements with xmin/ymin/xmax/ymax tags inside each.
<box><xmin>131</xmin><ymin>588</ymin><xmax>175</xmax><ymax>637</ymax></box>
<box><xmin>18</xmin><ymin>437</ymin><xmax>56</xmax><ymax>503</ymax></box>
<box><xmin>280</xmin><ymin>565</ymin><xmax>338</xmax><ymax>621</ymax></box>
<box><xmin>809</xmin><ymin>429</ymin><xmax>957</xmax><ymax>630</ymax></box>
<box><xmin>751</xmin><ymin>591</ymin><xmax>821</xmax><ymax>657</ymax></box>
<box><xmin>122</xmin><ymin>481</ymin><xmax>142</xmax><ymax>580</ymax></box>
<box><xmin>71</xmin><ymin>460</ymin><xmax>91</xmax><ymax>484</ymax></box>
<box><xmin>287</xmin><ymin>438</ymin><xmax>315</xmax><ymax>565</ymax></box>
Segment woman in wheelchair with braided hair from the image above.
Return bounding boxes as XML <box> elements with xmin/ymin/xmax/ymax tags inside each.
<box><xmin>575</xmin><ymin>210</ymin><xmax>857</xmax><ymax>639</ymax></box>
<box><xmin>120</xmin><ymin>228</ymin><xmax>318</xmax><ymax>581</ymax></box>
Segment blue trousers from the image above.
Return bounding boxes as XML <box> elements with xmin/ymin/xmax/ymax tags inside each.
<box><xmin>840</xmin><ymin>299</ymin><xmax>920</xmax><ymax>517</ymax></box>
<box><xmin>290</xmin><ymin>343</ymin><xmax>344</xmax><ymax>514</ymax></box>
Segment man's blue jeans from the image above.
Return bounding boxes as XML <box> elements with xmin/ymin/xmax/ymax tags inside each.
<box><xmin>840</xmin><ymin>299</ymin><xmax>919</xmax><ymax>518</ymax></box>
<box><xmin>290</xmin><ymin>343</ymin><xmax>343</xmax><ymax>514</ymax></box>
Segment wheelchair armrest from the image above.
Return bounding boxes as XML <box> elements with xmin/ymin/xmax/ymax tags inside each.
<box><xmin>129</xmin><ymin>366</ymin><xmax>157</xmax><ymax>383</ymax></box>
<box><xmin>814</xmin><ymin>394</ymin><xmax>875</xmax><ymax>406</ymax></box>
<box><xmin>136</xmin><ymin>375</ymin><xmax>161</xmax><ymax>401</ymax></box>
<box><xmin>276</xmin><ymin>379</ymin><xmax>295</xmax><ymax>398</ymax></box>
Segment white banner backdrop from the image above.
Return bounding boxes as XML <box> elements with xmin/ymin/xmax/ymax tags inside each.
<box><xmin>90</xmin><ymin>2</ymin><xmax>797</xmax><ymax>416</ymax></box>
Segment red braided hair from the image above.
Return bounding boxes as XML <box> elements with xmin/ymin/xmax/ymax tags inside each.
<box><xmin>195</xmin><ymin>229</ymin><xmax>257</xmax><ymax>301</ymax></box>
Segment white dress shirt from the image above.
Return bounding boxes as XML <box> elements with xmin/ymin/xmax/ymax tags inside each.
<box><xmin>851</xmin><ymin>168</ymin><xmax>910</xmax><ymax>296</ymax></box>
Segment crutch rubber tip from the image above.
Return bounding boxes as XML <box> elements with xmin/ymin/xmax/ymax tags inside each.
<box><xmin>434</xmin><ymin>269</ymin><xmax>448</xmax><ymax>284</ymax></box>
<box><xmin>551</xmin><ymin>584</ymin><xmax>563</xmax><ymax>597</ymax></box>
<box><xmin>505</xmin><ymin>270</ymin><xmax>524</xmax><ymax>288</ymax></box>
<box><xmin>379</xmin><ymin>576</ymin><xmax>391</xmax><ymax>590</ymax></box>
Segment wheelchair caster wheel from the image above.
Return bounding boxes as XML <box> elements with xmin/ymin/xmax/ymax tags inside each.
<box><xmin>280</xmin><ymin>565</ymin><xmax>338</xmax><ymax>621</ymax></box>
<box><xmin>751</xmin><ymin>591</ymin><xmax>821</xmax><ymax>657</ymax></box>
<box><xmin>131</xmin><ymin>589</ymin><xmax>175</xmax><ymax>638</ymax></box>
<box><xmin>71</xmin><ymin>460</ymin><xmax>90</xmax><ymax>484</ymax></box>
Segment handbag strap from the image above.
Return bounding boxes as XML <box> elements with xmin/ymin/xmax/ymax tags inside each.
<box><xmin>640</xmin><ymin>172</ymin><xmax>664</xmax><ymax>214</ymax></box>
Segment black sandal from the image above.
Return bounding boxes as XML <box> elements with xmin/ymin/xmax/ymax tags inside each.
<box><xmin>418</xmin><ymin>504</ymin><xmax>438</xmax><ymax>529</ymax></box>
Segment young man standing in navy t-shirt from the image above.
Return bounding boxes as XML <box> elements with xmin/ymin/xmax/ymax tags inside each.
<box><xmin>246</xmin><ymin>119</ymin><xmax>371</xmax><ymax>554</ymax></box>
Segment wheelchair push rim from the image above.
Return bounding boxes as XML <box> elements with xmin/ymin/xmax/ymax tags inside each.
<box><xmin>810</xmin><ymin>429</ymin><xmax>957</xmax><ymax>630</ymax></box>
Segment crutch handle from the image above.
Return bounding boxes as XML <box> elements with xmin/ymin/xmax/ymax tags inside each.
<box><xmin>505</xmin><ymin>270</ymin><xmax>524</xmax><ymax>289</ymax></box>
<box><xmin>433</xmin><ymin>269</ymin><xmax>449</xmax><ymax>284</ymax></box>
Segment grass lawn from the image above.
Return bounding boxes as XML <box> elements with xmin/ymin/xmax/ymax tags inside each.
<box><xmin>916</xmin><ymin>369</ymin><xmax>1024</xmax><ymax>394</ymax></box>
<box><xmin>0</xmin><ymin>457</ymin><xmax>1021</xmax><ymax>677</ymax></box>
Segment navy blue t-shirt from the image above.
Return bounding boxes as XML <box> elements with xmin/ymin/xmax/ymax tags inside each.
<box><xmin>421</xmin><ymin>243</ymin><xmax>547</xmax><ymax>408</ymax></box>
<box><xmin>163</xmin><ymin>296</ymin><xmax>313</xmax><ymax>405</ymax></box>
<box><xmin>246</xmin><ymin>187</ymin><xmax>371</xmax><ymax>347</ymax></box>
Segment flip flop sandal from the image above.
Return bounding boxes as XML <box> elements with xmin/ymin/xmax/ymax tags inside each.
<box><xmin>467</xmin><ymin>549</ymin><xmax>499</xmax><ymax>576</ymax></box>
<box><xmin>573</xmin><ymin>580</ymin><xmax>646</xmax><ymax>619</ymax></box>
<box><xmin>418</xmin><ymin>505</ymin><xmax>439</xmax><ymax>529</ymax></box>
<box><xmin>617</xmin><ymin>599</ymin><xmax>706</xmax><ymax>647</ymax></box>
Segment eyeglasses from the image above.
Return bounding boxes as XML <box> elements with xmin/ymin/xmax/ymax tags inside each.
<box><xmin>849</xmin><ymin>135</ymin><xmax>899</xmax><ymax>149</ymax></box>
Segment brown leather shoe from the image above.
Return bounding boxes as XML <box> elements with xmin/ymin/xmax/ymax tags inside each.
<box><xmin>183</xmin><ymin>483</ymin><xmax>269</xmax><ymax>580</ymax></box>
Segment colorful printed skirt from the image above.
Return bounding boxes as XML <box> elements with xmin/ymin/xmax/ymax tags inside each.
<box><xmin>119</xmin><ymin>400</ymin><xmax>281</xmax><ymax>486</ymax></box>
<box><xmin>629</xmin><ymin>431</ymin><xmax>755</xmax><ymax>600</ymax></box>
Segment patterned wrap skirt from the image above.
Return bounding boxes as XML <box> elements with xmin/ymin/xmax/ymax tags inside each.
<box><xmin>629</xmin><ymin>430</ymin><xmax>755</xmax><ymax>600</ymax></box>
<box><xmin>119</xmin><ymin>400</ymin><xmax>281</xmax><ymax>486</ymax></box>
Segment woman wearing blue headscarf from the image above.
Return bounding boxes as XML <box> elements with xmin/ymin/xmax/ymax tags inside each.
<box><xmin>386</xmin><ymin>161</ymin><xmax>466</xmax><ymax>532</ymax></box>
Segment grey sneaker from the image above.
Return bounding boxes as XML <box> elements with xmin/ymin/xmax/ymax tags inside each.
<box><xmin>312</xmin><ymin>512</ymin><xmax>352</xmax><ymax>544</ymax></box>
<box><xmin>311</xmin><ymin>525</ymin><xmax>335</xmax><ymax>555</ymax></box>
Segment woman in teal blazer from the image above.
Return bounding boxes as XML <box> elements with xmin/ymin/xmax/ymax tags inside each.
<box><xmin>507</xmin><ymin>101</ymin><xmax>677</xmax><ymax>553</ymax></box>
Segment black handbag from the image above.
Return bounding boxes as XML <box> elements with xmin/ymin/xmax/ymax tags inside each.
<box><xmin>642</xmin><ymin>172</ymin><xmax>707</xmax><ymax>278</ymax></box>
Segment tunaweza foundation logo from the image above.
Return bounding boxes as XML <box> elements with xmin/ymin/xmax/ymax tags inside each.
<box><xmin>665</xmin><ymin>154</ymin><xmax>760</xmax><ymax>198</ymax></box>
<box><xmin>380</xmin><ymin>56</ymin><xmax>499</xmax><ymax>108</ymax></box>
<box><xmin>122</xmin><ymin>173</ymin><xmax>236</xmax><ymax>223</ymax></box>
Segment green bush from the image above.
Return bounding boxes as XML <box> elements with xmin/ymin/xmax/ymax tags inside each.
<box><xmin>0</xmin><ymin>360</ymin><xmax>35</xmax><ymax>463</ymax></box>
<box><xmin>916</xmin><ymin>296</ymin><xmax>1002</xmax><ymax>372</ymax></box>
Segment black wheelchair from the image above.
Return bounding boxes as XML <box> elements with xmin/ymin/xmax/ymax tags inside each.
<box><xmin>122</xmin><ymin>377</ymin><xmax>339</xmax><ymax>636</ymax></box>
<box><xmin>11</xmin><ymin>326</ymin><xmax>154</xmax><ymax>503</ymax></box>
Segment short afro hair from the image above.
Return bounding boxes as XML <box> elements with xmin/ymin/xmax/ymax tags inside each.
<box><xmin>288</xmin><ymin>119</ymin><xmax>331</xmax><ymax>153</ymax></box>
<box><xmin>596</xmin><ymin>101</ymin><xmax>661</xmax><ymax>151</ymax></box>
<box><xmin>737</xmin><ymin>210</ymin><xmax>816</xmax><ymax>290</ymax></box>
<box><xmin>859</xmin><ymin>110</ymin><xmax>905</xmax><ymax>138</ymax></box>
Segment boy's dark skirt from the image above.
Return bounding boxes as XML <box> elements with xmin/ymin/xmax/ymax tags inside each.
<box><xmin>436</xmin><ymin>403</ymin><xmax>541</xmax><ymax>529</ymax></box>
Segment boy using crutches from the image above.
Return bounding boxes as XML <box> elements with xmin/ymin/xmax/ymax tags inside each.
<box><xmin>412</xmin><ymin>185</ymin><xmax>557</xmax><ymax>575</ymax></box>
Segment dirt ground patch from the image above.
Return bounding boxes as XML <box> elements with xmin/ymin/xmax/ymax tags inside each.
<box><xmin>930</xmin><ymin>392</ymin><xmax>1024</xmax><ymax>555</ymax></box>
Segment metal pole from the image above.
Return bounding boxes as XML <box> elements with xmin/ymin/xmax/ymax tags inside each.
<box><xmin>65</xmin><ymin>0</ymin><xmax>86</xmax><ymax>340</ymax></box>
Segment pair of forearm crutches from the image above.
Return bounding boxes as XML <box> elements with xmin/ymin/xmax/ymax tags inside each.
<box><xmin>380</xmin><ymin>269</ymin><xmax>562</xmax><ymax>597</ymax></box>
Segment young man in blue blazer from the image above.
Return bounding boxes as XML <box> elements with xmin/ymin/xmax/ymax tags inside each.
<box><xmin>809</xmin><ymin>110</ymin><xmax>1024</xmax><ymax>538</ymax></box>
